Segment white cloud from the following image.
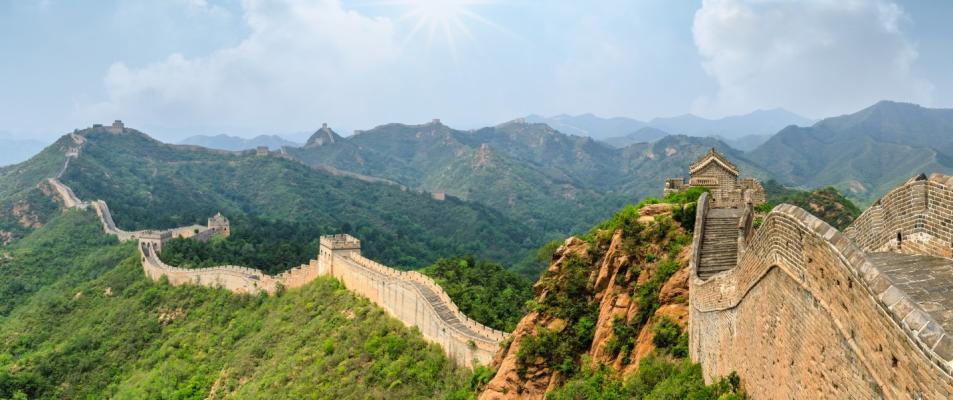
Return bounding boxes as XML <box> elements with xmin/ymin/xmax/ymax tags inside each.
<box><xmin>81</xmin><ymin>0</ymin><xmax>402</xmax><ymax>135</ymax></box>
<box><xmin>692</xmin><ymin>0</ymin><xmax>933</xmax><ymax>118</ymax></box>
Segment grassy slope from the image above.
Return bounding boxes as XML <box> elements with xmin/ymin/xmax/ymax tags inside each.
<box><xmin>0</xmin><ymin>210</ymin><xmax>474</xmax><ymax>399</ymax></box>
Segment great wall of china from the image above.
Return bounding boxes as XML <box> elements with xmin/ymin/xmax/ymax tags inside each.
<box><xmin>690</xmin><ymin>174</ymin><xmax>953</xmax><ymax>399</ymax></box>
<box><xmin>49</xmin><ymin>126</ymin><xmax>953</xmax><ymax>397</ymax></box>
<box><xmin>45</xmin><ymin>126</ymin><xmax>507</xmax><ymax>366</ymax></box>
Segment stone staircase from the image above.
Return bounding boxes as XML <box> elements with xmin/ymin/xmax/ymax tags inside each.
<box><xmin>698</xmin><ymin>208</ymin><xmax>742</xmax><ymax>279</ymax></box>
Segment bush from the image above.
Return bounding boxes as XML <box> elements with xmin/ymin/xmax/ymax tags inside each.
<box><xmin>651</xmin><ymin>317</ymin><xmax>680</xmax><ymax>349</ymax></box>
<box><xmin>547</xmin><ymin>354</ymin><xmax>746</xmax><ymax>400</ymax></box>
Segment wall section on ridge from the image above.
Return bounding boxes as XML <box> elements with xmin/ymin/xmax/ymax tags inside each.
<box><xmin>846</xmin><ymin>173</ymin><xmax>953</xmax><ymax>258</ymax></box>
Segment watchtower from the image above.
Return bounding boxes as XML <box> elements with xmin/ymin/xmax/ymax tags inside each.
<box><xmin>663</xmin><ymin>148</ymin><xmax>765</xmax><ymax>208</ymax></box>
<box><xmin>139</xmin><ymin>230</ymin><xmax>172</xmax><ymax>253</ymax></box>
<box><xmin>207</xmin><ymin>212</ymin><xmax>230</xmax><ymax>237</ymax></box>
<box><xmin>256</xmin><ymin>146</ymin><xmax>269</xmax><ymax>156</ymax></box>
<box><xmin>318</xmin><ymin>234</ymin><xmax>361</xmax><ymax>276</ymax></box>
<box><xmin>107</xmin><ymin>120</ymin><xmax>125</xmax><ymax>134</ymax></box>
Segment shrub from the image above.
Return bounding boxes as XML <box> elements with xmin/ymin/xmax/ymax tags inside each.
<box><xmin>651</xmin><ymin>317</ymin><xmax>681</xmax><ymax>350</ymax></box>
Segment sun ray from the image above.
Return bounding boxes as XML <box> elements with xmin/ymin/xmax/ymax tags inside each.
<box><xmin>374</xmin><ymin>0</ymin><xmax>505</xmax><ymax>52</ymax></box>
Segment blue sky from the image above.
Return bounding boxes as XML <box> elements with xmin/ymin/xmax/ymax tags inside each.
<box><xmin>1</xmin><ymin>0</ymin><xmax>951</xmax><ymax>141</ymax></box>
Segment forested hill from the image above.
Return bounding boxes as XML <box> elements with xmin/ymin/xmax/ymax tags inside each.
<box><xmin>0</xmin><ymin>210</ymin><xmax>479</xmax><ymax>399</ymax></box>
<box><xmin>747</xmin><ymin>101</ymin><xmax>953</xmax><ymax>204</ymax></box>
<box><xmin>286</xmin><ymin>120</ymin><xmax>769</xmax><ymax>237</ymax></box>
<box><xmin>1</xmin><ymin>125</ymin><xmax>544</xmax><ymax>272</ymax></box>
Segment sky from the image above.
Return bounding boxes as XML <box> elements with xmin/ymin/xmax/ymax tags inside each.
<box><xmin>1</xmin><ymin>0</ymin><xmax>952</xmax><ymax>141</ymax></box>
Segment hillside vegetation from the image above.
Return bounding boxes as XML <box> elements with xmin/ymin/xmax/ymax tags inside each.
<box><xmin>761</xmin><ymin>180</ymin><xmax>861</xmax><ymax>229</ymax></box>
<box><xmin>52</xmin><ymin>127</ymin><xmax>542</xmax><ymax>272</ymax></box>
<box><xmin>419</xmin><ymin>256</ymin><xmax>533</xmax><ymax>332</ymax></box>
<box><xmin>479</xmin><ymin>190</ymin><xmax>745</xmax><ymax>399</ymax></box>
<box><xmin>0</xmin><ymin>210</ymin><xmax>479</xmax><ymax>399</ymax></box>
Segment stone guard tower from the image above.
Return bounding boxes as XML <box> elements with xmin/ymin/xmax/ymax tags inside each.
<box><xmin>317</xmin><ymin>234</ymin><xmax>361</xmax><ymax>276</ymax></box>
<box><xmin>664</xmin><ymin>148</ymin><xmax>765</xmax><ymax>208</ymax></box>
<box><xmin>207</xmin><ymin>213</ymin><xmax>230</xmax><ymax>237</ymax></box>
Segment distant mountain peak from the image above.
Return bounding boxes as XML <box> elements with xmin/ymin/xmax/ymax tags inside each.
<box><xmin>305</xmin><ymin>123</ymin><xmax>342</xmax><ymax>148</ymax></box>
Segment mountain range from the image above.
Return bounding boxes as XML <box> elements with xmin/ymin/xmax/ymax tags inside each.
<box><xmin>748</xmin><ymin>101</ymin><xmax>953</xmax><ymax>204</ymax></box>
<box><xmin>285</xmin><ymin>120</ymin><xmax>764</xmax><ymax>251</ymax></box>
<box><xmin>0</xmin><ymin>127</ymin><xmax>544</xmax><ymax>273</ymax></box>
<box><xmin>526</xmin><ymin>108</ymin><xmax>813</xmax><ymax>150</ymax></box>
<box><xmin>178</xmin><ymin>134</ymin><xmax>301</xmax><ymax>151</ymax></box>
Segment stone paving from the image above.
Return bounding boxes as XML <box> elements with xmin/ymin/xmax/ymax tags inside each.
<box><xmin>867</xmin><ymin>252</ymin><xmax>953</xmax><ymax>337</ymax></box>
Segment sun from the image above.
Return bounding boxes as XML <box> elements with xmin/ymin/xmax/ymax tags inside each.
<box><xmin>380</xmin><ymin>0</ymin><xmax>501</xmax><ymax>54</ymax></box>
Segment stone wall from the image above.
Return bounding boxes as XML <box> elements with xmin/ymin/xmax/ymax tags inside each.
<box><xmin>137</xmin><ymin>232</ymin><xmax>508</xmax><ymax>366</ymax></box>
<box><xmin>140</xmin><ymin>242</ymin><xmax>278</xmax><ymax>293</ymax></box>
<box><xmin>321</xmin><ymin>250</ymin><xmax>506</xmax><ymax>365</ymax></box>
<box><xmin>845</xmin><ymin>174</ymin><xmax>953</xmax><ymax>258</ymax></box>
<box><xmin>48</xmin><ymin>174</ymin><xmax>507</xmax><ymax>367</ymax></box>
<box><xmin>690</xmin><ymin>202</ymin><xmax>953</xmax><ymax>399</ymax></box>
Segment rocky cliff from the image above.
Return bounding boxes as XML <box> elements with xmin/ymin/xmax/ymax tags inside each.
<box><xmin>479</xmin><ymin>204</ymin><xmax>697</xmax><ymax>399</ymax></box>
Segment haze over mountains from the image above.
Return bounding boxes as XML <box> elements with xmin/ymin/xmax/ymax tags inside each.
<box><xmin>178</xmin><ymin>134</ymin><xmax>301</xmax><ymax>151</ymax></box>
<box><xmin>749</xmin><ymin>101</ymin><xmax>953</xmax><ymax>203</ymax></box>
<box><xmin>526</xmin><ymin>108</ymin><xmax>814</xmax><ymax>150</ymax></box>
<box><xmin>286</xmin><ymin>119</ymin><xmax>762</xmax><ymax>244</ymax></box>
<box><xmin>0</xmin><ymin>134</ymin><xmax>49</xmax><ymax>167</ymax></box>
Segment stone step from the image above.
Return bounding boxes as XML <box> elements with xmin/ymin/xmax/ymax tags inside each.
<box><xmin>697</xmin><ymin>210</ymin><xmax>742</xmax><ymax>280</ymax></box>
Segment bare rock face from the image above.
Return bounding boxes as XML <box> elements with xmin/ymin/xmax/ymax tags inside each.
<box><xmin>481</xmin><ymin>238</ymin><xmax>590</xmax><ymax>400</ymax></box>
<box><xmin>480</xmin><ymin>206</ymin><xmax>692</xmax><ymax>398</ymax></box>
<box><xmin>480</xmin><ymin>311</ymin><xmax>554</xmax><ymax>400</ymax></box>
<box><xmin>638</xmin><ymin>203</ymin><xmax>673</xmax><ymax>224</ymax></box>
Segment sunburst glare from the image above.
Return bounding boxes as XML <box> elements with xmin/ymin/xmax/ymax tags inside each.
<box><xmin>376</xmin><ymin>0</ymin><xmax>503</xmax><ymax>56</ymax></box>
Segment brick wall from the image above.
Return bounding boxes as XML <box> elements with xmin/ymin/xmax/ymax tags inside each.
<box><xmin>846</xmin><ymin>174</ymin><xmax>953</xmax><ymax>259</ymax></box>
<box><xmin>690</xmin><ymin>203</ymin><xmax>953</xmax><ymax>399</ymax></box>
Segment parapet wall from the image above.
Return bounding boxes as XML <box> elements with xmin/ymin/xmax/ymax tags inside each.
<box><xmin>690</xmin><ymin>203</ymin><xmax>953</xmax><ymax>399</ymax></box>
<box><xmin>140</xmin><ymin>242</ymin><xmax>279</xmax><ymax>293</ymax></box>
<box><xmin>325</xmin><ymin>253</ymin><xmax>506</xmax><ymax>365</ymax></box>
<box><xmin>845</xmin><ymin>173</ymin><xmax>953</xmax><ymax>258</ymax></box>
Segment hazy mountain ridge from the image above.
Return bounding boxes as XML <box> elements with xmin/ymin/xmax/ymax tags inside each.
<box><xmin>649</xmin><ymin>108</ymin><xmax>813</xmax><ymax>140</ymax></box>
<box><xmin>527</xmin><ymin>108</ymin><xmax>812</xmax><ymax>148</ymax></box>
<box><xmin>524</xmin><ymin>113</ymin><xmax>647</xmax><ymax>140</ymax></box>
<box><xmin>178</xmin><ymin>134</ymin><xmax>301</xmax><ymax>151</ymax></box>
<box><xmin>747</xmin><ymin>101</ymin><xmax>953</xmax><ymax>203</ymax></box>
<box><xmin>287</xmin><ymin>120</ymin><xmax>768</xmax><ymax>246</ymax></box>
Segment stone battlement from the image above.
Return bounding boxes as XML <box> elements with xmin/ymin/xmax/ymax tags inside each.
<box><xmin>844</xmin><ymin>173</ymin><xmax>953</xmax><ymax>258</ymax></box>
<box><xmin>319</xmin><ymin>233</ymin><xmax>361</xmax><ymax>249</ymax></box>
